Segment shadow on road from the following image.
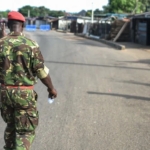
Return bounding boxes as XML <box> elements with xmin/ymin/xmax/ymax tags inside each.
<box><xmin>118</xmin><ymin>59</ymin><xmax>150</xmax><ymax>65</ymax></box>
<box><xmin>114</xmin><ymin>80</ymin><xmax>150</xmax><ymax>87</ymax></box>
<box><xmin>87</xmin><ymin>91</ymin><xmax>150</xmax><ymax>101</ymax></box>
<box><xmin>45</xmin><ymin>60</ymin><xmax>150</xmax><ymax>71</ymax></box>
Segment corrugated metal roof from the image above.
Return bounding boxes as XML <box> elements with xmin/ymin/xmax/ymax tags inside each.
<box><xmin>94</xmin><ymin>13</ymin><xmax>127</xmax><ymax>19</ymax></box>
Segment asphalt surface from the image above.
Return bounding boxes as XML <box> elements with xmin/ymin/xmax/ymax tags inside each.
<box><xmin>0</xmin><ymin>30</ymin><xmax>150</xmax><ymax>150</ymax></box>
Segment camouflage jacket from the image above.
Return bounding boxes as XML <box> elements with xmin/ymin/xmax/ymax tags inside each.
<box><xmin>0</xmin><ymin>31</ymin><xmax>48</xmax><ymax>85</ymax></box>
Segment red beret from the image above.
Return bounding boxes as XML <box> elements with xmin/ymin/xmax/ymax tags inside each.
<box><xmin>8</xmin><ymin>11</ymin><xmax>25</xmax><ymax>22</ymax></box>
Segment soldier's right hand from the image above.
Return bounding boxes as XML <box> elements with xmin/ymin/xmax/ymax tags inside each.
<box><xmin>0</xmin><ymin>23</ymin><xmax>6</xmax><ymax>37</ymax></box>
<box><xmin>48</xmin><ymin>88</ymin><xmax>57</xmax><ymax>98</ymax></box>
<box><xmin>0</xmin><ymin>23</ymin><xmax>5</xmax><ymax>31</ymax></box>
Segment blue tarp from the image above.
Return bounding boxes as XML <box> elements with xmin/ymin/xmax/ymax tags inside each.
<box><xmin>25</xmin><ymin>25</ymin><xmax>51</xmax><ymax>31</ymax></box>
<box><xmin>40</xmin><ymin>25</ymin><xmax>51</xmax><ymax>31</ymax></box>
<box><xmin>25</xmin><ymin>25</ymin><xmax>36</xmax><ymax>31</ymax></box>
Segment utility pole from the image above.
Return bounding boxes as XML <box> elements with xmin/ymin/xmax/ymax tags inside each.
<box><xmin>91</xmin><ymin>2</ymin><xmax>94</xmax><ymax>24</ymax></box>
<box><xmin>28</xmin><ymin>10</ymin><xmax>30</xmax><ymax>18</ymax></box>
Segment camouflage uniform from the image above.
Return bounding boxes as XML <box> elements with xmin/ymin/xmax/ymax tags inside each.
<box><xmin>0</xmin><ymin>32</ymin><xmax>49</xmax><ymax>150</ymax></box>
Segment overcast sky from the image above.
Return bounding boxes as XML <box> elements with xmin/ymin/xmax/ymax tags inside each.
<box><xmin>0</xmin><ymin>0</ymin><xmax>108</xmax><ymax>12</ymax></box>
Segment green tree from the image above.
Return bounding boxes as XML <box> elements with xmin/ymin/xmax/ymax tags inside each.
<box><xmin>85</xmin><ymin>9</ymin><xmax>104</xmax><ymax>17</ymax></box>
<box><xmin>38</xmin><ymin>6</ymin><xmax>50</xmax><ymax>17</ymax></box>
<box><xmin>48</xmin><ymin>10</ymin><xmax>64</xmax><ymax>17</ymax></box>
<box><xmin>18</xmin><ymin>5</ymin><xmax>64</xmax><ymax>17</ymax></box>
<box><xmin>18</xmin><ymin>5</ymin><xmax>50</xmax><ymax>17</ymax></box>
<box><xmin>0</xmin><ymin>10</ymin><xmax>10</xmax><ymax>18</ymax></box>
<box><xmin>33</xmin><ymin>7</ymin><xmax>40</xmax><ymax>17</ymax></box>
<box><xmin>139</xmin><ymin>0</ymin><xmax>150</xmax><ymax>12</ymax></box>
<box><xmin>94</xmin><ymin>9</ymin><xmax>102</xmax><ymax>14</ymax></box>
<box><xmin>103</xmin><ymin>0</ymin><xmax>150</xmax><ymax>13</ymax></box>
<box><xmin>86</xmin><ymin>10</ymin><xmax>92</xmax><ymax>17</ymax></box>
<box><xmin>18</xmin><ymin>5</ymin><xmax>33</xmax><ymax>17</ymax></box>
<box><xmin>102</xmin><ymin>5</ymin><xmax>111</xmax><ymax>13</ymax></box>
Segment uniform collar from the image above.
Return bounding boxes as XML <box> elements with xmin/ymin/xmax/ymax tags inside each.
<box><xmin>9</xmin><ymin>31</ymin><xmax>24</xmax><ymax>36</ymax></box>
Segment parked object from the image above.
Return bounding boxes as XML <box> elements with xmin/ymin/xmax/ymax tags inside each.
<box><xmin>40</xmin><ymin>25</ymin><xmax>51</xmax><ymax>31</ymax></box>
<box><xmin>25</xmin><ymin>25</ymin><xmax>36</xmax><ymax>31</ymax></box>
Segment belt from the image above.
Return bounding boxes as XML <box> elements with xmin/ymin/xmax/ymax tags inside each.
<box><xmin>1</xmin><ymin>84</ymin><xmax>33</xmax><ymax>90</ymax></box>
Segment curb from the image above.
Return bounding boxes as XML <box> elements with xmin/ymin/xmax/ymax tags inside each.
<box><xmin>75</xmin><ymin>33</ymin><xmax>126</xmax><ymax>50</ymax></box>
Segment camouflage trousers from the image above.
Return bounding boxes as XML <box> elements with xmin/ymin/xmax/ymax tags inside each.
<box><xmin>0</xmin><ymin>87</ymin><xmax>39</xmax><ymax>150</ymax></box>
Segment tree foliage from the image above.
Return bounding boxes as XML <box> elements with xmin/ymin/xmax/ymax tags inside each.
<box><xmin>18</xmin><ymin>6</ymin><xmax>65</xmax><ymax>17</ymax></box>
<box><xmin>86</xmin><ymin>10</ymin><xmax>92</xmax><ymax>17</ymax></box>
<box><xmin>103</xmin><ymin>0</ymin><xmax>150</xmax><ymax>13</ymax></box>
<box><xmin>86</xmin><ymin>9</ymin><xmax>104</xmax><ymax>17</ymax></box>
<box><xmin>1</xmin><ymin>1</ymin><xmax>150</xmax><ymax>19</ymax></box>
<box><xmin>0</xmin><ymin>6</ymin><xmax>65</xmax><ymax>18</ymax></box>
<box><xmin>0</xmin><ymin>10</ymin><xmax>10</xmax><ymax>18</ymax></box>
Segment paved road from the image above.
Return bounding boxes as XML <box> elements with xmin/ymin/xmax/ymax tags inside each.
<box><xmin>0</xmin><ymin>30</ymin><xmax>150</xmax><ymax>150</ymax></box>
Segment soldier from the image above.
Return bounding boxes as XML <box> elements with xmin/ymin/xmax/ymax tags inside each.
<box><xmin>0</xmin><ymin>11</ymin><xmax>57</xmax><ymax>150</ymax></box>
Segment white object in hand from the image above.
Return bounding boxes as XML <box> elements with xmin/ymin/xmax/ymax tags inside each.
<box><xmin>48</xmin><ymin>98</ymin><xmax>54</xmax><ymax>104</ymax></box>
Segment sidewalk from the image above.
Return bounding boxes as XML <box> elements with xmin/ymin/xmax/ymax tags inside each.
<box><xmin>117</xmin><ymin>42</ymin><xmax>150</xmax><ymax>60</ymax></box>
<box><xmin>75</xmin><ymin>33</ymin><xmax>150</xmax><ymax>52</ymax></box>
<box><xmin>55</xmin><ymin>30</ymin><xmax>150</xmax><ymax>55</ymax></box>
<box><xmin>75</xmin><ymin>33</ymin><xmax>125</xmax><ymax>50</ymax></box>
<box><xmin>118</xmin><ymin>42</ymin><xmax>150</xmax><ymax>51</ymax></box>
